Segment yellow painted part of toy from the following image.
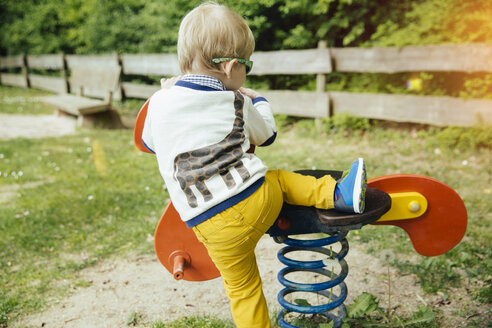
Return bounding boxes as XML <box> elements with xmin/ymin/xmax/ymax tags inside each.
<box><xmin>376</xmin><ymin>192</ymin><xmax>428</xmax><ymax>222</ymax></box>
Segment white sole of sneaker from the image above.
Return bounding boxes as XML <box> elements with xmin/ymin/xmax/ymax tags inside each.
<box><xmin>353</xmin><ymin>158</ymin><xmax>364</xmax><ymax>213</ymax></box>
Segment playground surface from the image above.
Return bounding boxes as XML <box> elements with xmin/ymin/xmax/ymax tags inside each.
<box><xmin>13</xmin><ymin>237</ymin><xmax>475</xmax><ymax>328</ymax></box>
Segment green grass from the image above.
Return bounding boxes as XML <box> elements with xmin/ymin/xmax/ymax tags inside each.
<box><xmin>115</xmin><ymin>97</ymin><xmax>148</xmax><ymax>117</ymax></box>
<box><xmin>275</xmin><ymin>293</ymin><xmax>438</xmax><ymax>328</ymax></box>
<box><xmin>0</xmin><ymin>85</ymin><xmax>491</xmax><ymax>327</ymax></box>
<box><xmin>0</xmin><ymin>86</ymin><xmax>54</xmax><ymax>114</ymax></box>
<box><xmin>0</xmin><ymin>130</ymin><xmax>167</xmax><ymax>324</ymax></box>
<box><xmin>147</xmin><ymin>315</ymin><xmax>235</xmax><ymax>328</ymax></box>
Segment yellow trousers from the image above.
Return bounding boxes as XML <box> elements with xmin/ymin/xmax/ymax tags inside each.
<box><xmin>192</xmin><ymin>170</ymin><xmax>336</xmax><ymax>328</ymax></box>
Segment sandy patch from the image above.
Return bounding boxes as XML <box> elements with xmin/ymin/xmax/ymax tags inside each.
<box><xmin>0</xmin><ymin>114</ymin><xmax>76</xmax><ymax>140</ymax></box>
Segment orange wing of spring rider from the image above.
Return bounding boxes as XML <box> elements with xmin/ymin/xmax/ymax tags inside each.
<box><xmin>134</xmin><ymin>97</ymin><xmax>154</xmax><ymax>154</ymax></box>
<box><xmin>369</xmin><ymin>174</ymin><xmax>467</xmax><ymax>257</ymax></box>
<box><xmin>154</xmin><ymin>202</ymin><xmax>220</xmax><ymax>281</ymax></box>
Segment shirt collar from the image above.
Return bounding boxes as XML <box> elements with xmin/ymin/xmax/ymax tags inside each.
<box><xmin>181</xmin><ymin>74</ymin><xmax>227</xmax><ymax>91</ymax></box>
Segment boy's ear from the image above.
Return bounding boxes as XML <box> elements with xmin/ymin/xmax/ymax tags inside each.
<box><xmin>222</xmin><ymin>59</ymin><xmax>238</xmax><ymax>79</ymax></box>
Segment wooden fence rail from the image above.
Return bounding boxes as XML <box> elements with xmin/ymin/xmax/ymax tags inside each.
<box><xmin>1</xmin><ymin>43</ymin><xmax>492</xmax><ymax>126</ymax></box>
<box><xmin>330</xmin><ymin>43</ymin><xmax>492</xmax><ymax>73</ymax></box>
<box><xmin>25</xmin><ymin>54</ymin><xmax>68</xmax><ymax>93</ymax></box>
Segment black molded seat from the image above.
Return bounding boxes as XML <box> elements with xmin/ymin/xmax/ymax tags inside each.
<box><xmin>266</xmin><ymin>170</ymin><xmax>392</xmax><ymax>237</ymax></box>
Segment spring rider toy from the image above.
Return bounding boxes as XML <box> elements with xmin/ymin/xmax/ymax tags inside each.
<box><xmin>134</xmin><ymin>98</ymin><xmax>467</xmax><ymax>327</ymax></box>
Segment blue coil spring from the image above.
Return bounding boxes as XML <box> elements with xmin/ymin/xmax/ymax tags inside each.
<box><xmin>276</xmin><ymin>231</ymin><xmax>349</xmax><ymax>328</ymax></box>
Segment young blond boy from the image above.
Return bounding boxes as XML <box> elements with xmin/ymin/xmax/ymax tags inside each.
<box><xmin>141</xmin><ymin>3</ymin><xmax>366</xmax><ymax>327</ymax></box>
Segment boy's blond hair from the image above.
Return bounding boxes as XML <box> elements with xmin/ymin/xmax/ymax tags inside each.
<box><xmin>178</xmin><ymin>2</ymin><xmax>255</xmax><ymax>74</ymax></box>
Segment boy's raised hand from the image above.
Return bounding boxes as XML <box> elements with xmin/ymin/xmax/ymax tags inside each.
<box><xmin>161</xmin><ymin>76</ymin><xmax>182</xmax><ymax>89</ymax></box>
<box><xmin>239</xmin><ymin>87</ymin><xmax>262</xmax><ymax>100</ymax></box>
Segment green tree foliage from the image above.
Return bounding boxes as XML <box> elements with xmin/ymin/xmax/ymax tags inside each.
<box><xmin>1</xmin><ymin>0</ymin><xmax>492</xmax><ymax>103</ymax></box>
<box><xmin>2</xmin><ymin>0</ymin><xmax>491</xmax><ymax>56</ymax></box>
<box><xmin>225</xmin><ymin>0</ymin><xmax>392</xmax><ymax>49</ymax></box>
<box><xmin>0</xmin><ymin>0</ymin><xmax>202</xmax><ymax>55</ymax></box>
<box><xmin>369</xmin><ymin>0</ymin><xmax>492</xmax><ymax>46</ymax></box>
<box><xmin>75</xmin><ymin>0</ymin><xmax>205</xmax><ymax>54</ymax></box>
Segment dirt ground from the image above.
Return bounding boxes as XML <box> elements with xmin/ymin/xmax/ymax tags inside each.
<box><xmin>12</xmin><ymin>234</ymin><xmax>482</xmax><ymax>328</ymax></box>
<box><xmin>12</xmin><ymin>237</ymin><xmax>441</xmax><ymax>328</ymax></box>
<box><xmin>2</xmin><ymin>114</ymin><xmax>487</xmax><ymax>328</ymax></box>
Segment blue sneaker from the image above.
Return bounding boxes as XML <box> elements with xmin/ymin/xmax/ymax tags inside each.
<box><xmin>334</xmin><ymin>158</ymin><xmax>367</xmax><ymax>214</ymax></box>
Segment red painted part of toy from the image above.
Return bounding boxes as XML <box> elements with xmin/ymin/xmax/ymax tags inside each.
<box><xmin>368</xmin><ymin>174</ymin><xmax>467</xmax><ymax>257</ymax></box>
<box><xmin>154</xmin><ymin>202</ymin><xmax>220</xmax><ymax>281</ymax></box>
<box><xmin>133</xmin><ymin>97</ymin><xmax>153</xmax><ymax>154</ymax></box>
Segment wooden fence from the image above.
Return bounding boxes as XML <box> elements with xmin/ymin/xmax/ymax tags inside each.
<box><xmin>1</xmin><ymin>43</ymin><xmax>492</xmax><ymax>126</ymax></box>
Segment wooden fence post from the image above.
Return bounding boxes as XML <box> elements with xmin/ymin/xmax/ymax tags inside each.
<box><xmin>115</xmin><ymin>52</ymin><xmax>124</xmax><ymax>101</ymax></box>
<box><xmin>315</xmin><ymin>40</ymin><xmax>329</xmax><ymax>131</ymax></box>
<box><xmin>21</xmin><ymin>53</ymin><xmax>30</xmax><ymax>88</ymax></box>
<box><xmin>316</xmin><ymin>41</ymin><xmax>327</xmax><ymax>94</ymax></box>
<box><xmin>61</xmin><ymin>52</ymin><xmax>69</xmax><ymax>93</ymax></box>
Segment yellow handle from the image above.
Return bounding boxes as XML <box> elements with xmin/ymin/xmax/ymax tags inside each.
<box><xmin>377</xmin><ymin>192</ymin><xmax>428</xmax><ymax>222</ymax></box>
